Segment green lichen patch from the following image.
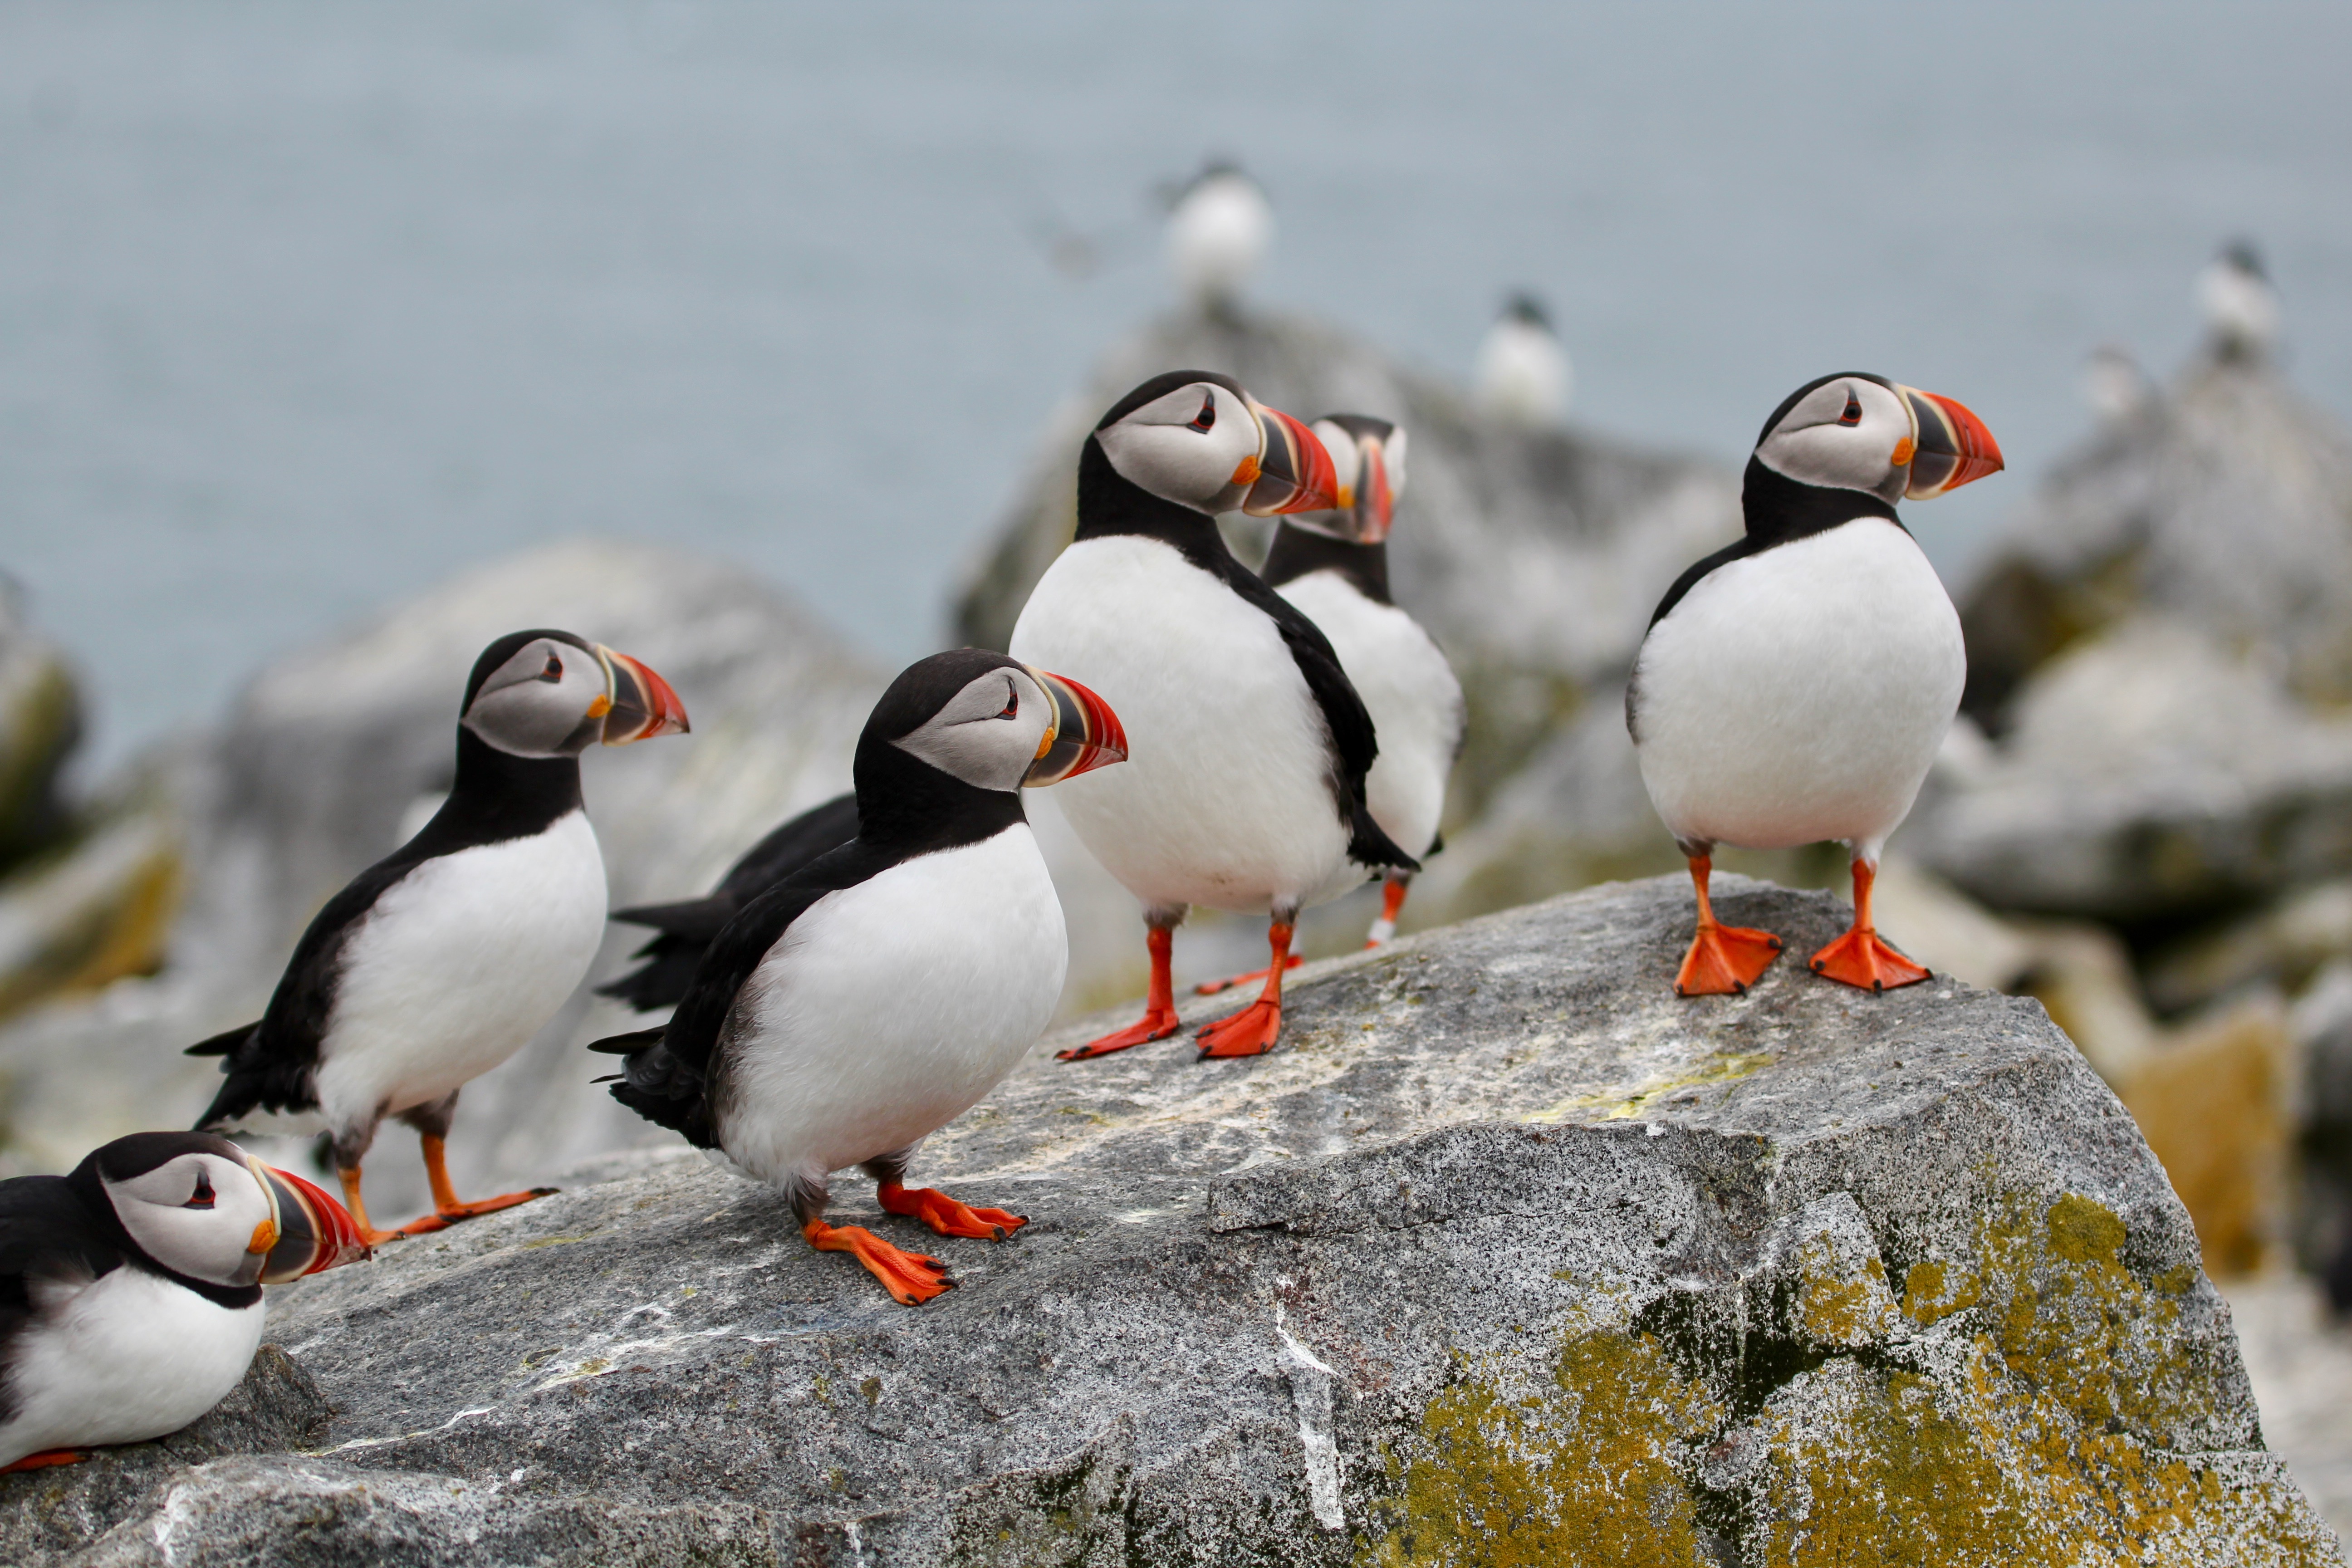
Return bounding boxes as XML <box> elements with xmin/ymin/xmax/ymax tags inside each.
<box><xmin>1358</xmin><ymin>1333</ymin><xmax>1722</xmax><ymax>1567</ymax></box>
<box><xmin>1526</xmin><ymin>1051</ymin><xmax>1773</xmax><ymax>1125</ymax></box>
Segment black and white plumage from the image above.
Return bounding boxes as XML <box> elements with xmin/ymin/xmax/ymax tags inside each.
<box><xmin>0</xmin><ymin>1132</ymin><xmax>363</xmax><ymax>1471</ymax></box>
<box><xmin>1627</xmin><ymin>372</ymin><xmax>2002</xmax><ymax>997</ymax></box>
<box><xmin>1473</xmin><ymin>292</ymin><xmax>1570</xmax><ymax>426</ymax></box>
<box><xmin>1165</xmin><ymin>161</ymin><xmax>1271</xmax><ymax>311</ymax></box>
<box><xmin>1260</xmin><ymin>415</ymin><xmax>1464</xmax><ymax>949</ymax></box>
<box><xmin>594</xmin><ymin>649</ymin><xmax>1125</xmax><ymax>1306</ymax></box>
<box><xmin>1009</xmin><ymin>372</ymin><xmax>1416</xmax><ymax>1062</ymax></box>
<box><xmin>188</xmin><ymin>629</ymin><xmax>689</xmax><ymax>1242</ymax></box>
<box><xmin>598</xmin><ymin>793</ymin><xmax>861</xmax><ymax>1014</ymax></box>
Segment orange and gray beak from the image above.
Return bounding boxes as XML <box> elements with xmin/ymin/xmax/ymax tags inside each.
<box><xmin>1350</xmin><ymin>436</ymin><xmax>1396</xmax><ymax>544</ymax></box>
<box><xmin>248</xmin><ymin>1159</ymin><xmax>371</xmax><ymax>1282</ymax></box>
<box><xmin>1894</xmin><ymin>385</ymin><xmax>2004</xmax><ymax>499</ymax></box>
<box><xmin>1021</xmin><ymin>669</ymin><xmax>1127</xmax><ymax>785</ymax></box>
<box><xmin>593</xmin><ymin>646</ymin><xmax>691</xmax><ymax>745</ymax></box>
<box><xmin>1239</xmin><ymin>400</ymin><xmax>1342</xmax><ymax>516</ymax></box>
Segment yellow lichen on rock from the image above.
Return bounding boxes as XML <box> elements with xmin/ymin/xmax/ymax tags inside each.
<box><xmin>1359</xmin><ymin>1332</ymin><xmax>1720</xmax><ymax>1568</ymax></box>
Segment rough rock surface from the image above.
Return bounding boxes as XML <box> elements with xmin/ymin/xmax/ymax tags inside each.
<box><xmin>4</xmin><ymin>877</ymin><xmax>2337</xmax><ymax>1566</ymax></box>
<box><xmin>0</xmin><ymin>540</ymin><xmax>885</xmax><ymax>1213</ymax></box>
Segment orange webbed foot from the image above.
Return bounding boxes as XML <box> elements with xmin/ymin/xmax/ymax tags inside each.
<box><xmin>1058</xmin><ymin>1006</ymin><xmax>1181</xmax><ymax>1061</ymax></box>
<box><xmin>1809</xmin><ymin>928</ymin><xmax>1929</xmax><ymax>992</ymax></box>
<box><xmin>1195</xmin><ymin>998</ymin><xmax>1283</xmax><ymax>1058</ymax></box>
<box><xmin>392</xmin><ymin>1187</ymin><xmax>559</xmax><ymax>1238</ymax></box>
<box><xmin>1</xmin><ymin>1449</ymin><xmax>88</xmax><ymax>1474</ymax></box>
<box><xmin>879</xmin><ymin>1184</ymin><xmax>1027</xmax><ymax>1241</ymax></box>
<box><xmin>1674</xmin><ymin>922</ymin><xmax>1783</xmax><ymax>996</ymax></box>
<box><xmin>805</xmin><ymin>1220</ymin><xmax>952</xmax><ymax>1305</ymax></box>
<box><xmin>1193</xmin><ymin>953</ymin><xmax>1304</xmax><ymax>996</ymax></box>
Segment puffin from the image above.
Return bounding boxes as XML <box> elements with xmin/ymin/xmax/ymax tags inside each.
<box><xmin>0</xmin><ymin>1131</ymin><xmax>365</xmax><ymax>1472</ymax></box>
<box><xmin>1008</xmin><ymin>372</ymin><xmax>1417</xmax><ymax>1060</ymax></box>
<box><xmin>592</xmin><ymin>649</ymin><xmax>1125</xmax><ymax>1306</ymax></box>
<box><xmin>1627</xmin><ymin>373</ymin><xmax>2001</xmax><ymax>996</ymax></box>
<box><xmin>188</xmin><ymin>629</ymin><xmax>689</xmax><ymax>1243</ymax></box>
<box><xmin>1165</xmin><ymin>161</ymin><xmax>1272</xmax><ymax>311</ymax></box>
<box><xmin>1474</xmin><ymin>292</ymin><xmax>1571</xmax><ymax>426</ymax></box>
<box><xmin>598</xmin><ymin>793</ymin><xmax>860</xmax><ymax>1014</ymax></box>
<box><xmin>1246</xmin><ymin>414</ymin><xmax>1463</xmax><ymax>953</ymax></box>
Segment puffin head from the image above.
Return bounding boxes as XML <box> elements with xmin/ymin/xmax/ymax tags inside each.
<box><xmin>875</xmin><ymin>648</ymin><xmax>1126</xmax><ymax>793</ymax></box>
<box><xmin>1753</xmin><ymin>373</ymin><xmax>2003</xmax><ymax>507</ymax></box>
<box><xmin>1286</xmin><ymin>415</ymin><xmax>1409</xmax><ymax>546</ymax></box>
<box><xmin>1091</xmin><ymin>372</ymin><xmax>1340</xmax><ymax>519</ymax></box>
<box><xmin>460</xmin><ymin>629</ymin><xmax>689</xmax><ymax>759</ymax></box>
<box><xmin>83</xmin><ymin>1131</ymin><xmax>370</xmax><ymax>1287</ymax></box>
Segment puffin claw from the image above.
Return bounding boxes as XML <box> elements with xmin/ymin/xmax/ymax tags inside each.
<box><xmin>1058</xmin><ymin>1007</ymin><xmax>1182</xmax><ymax>1061</ymax></box>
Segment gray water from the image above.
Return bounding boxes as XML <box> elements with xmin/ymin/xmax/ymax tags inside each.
<box><xmin>4</xmin><ymin>1</ymin><xmax>2348</xmax><ymax>770</ymax></box>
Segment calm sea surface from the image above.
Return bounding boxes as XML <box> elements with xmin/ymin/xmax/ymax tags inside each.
<box><xmin>3</xmin><ymin>1</ymin><xmax>2348</xmax><ymax>769</ymax></box>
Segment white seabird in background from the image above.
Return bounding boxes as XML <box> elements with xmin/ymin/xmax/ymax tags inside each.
<box><xmin>2198</xmin><ymin>240</ymin><xmax>2280</xmax><ymax>359</ymax></box>
<box><xmin>1474</xmin><ymin>292</ymin><xmax>1572</xmax><ymax>426</ymax></box>
<box><xmin>1166</xmin><ymin>161</ymin><xmax>1272</xmax><ymax>310</ymax></box>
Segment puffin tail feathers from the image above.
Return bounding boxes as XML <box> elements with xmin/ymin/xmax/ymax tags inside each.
<box><xmin>589</xmin><ymin>1026</ymin><xmax>718</xmax><ymax>1149</ymax></box>
<box><xmin>184</xmin><ymin>1020</ymin><xmax>261</xmax><ymax>1058</ymax></box>
<box><xmin>1347</xmin><ymin>806</ymin><xmax>1421</xmax><ymax>877</ymax></box>
<box><xmin>594</xmin><ymin>939</ymin><xmax>707</xmax><ymax>1013</ymax></box>
<box><xmin>608</xmin><ymin>896</ymin><xmax>738</xmax><ymax>941</ymax></box>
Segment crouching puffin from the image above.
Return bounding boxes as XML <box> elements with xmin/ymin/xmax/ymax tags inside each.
<box><xmin>1250</xmin><ymin>414</ymin><xmax>1463</xmax><ymax>954</ymax></box>
<box><xmin>1627</xmin><ymin>373</ymin><xmax>2001</xmax><ymax>995</ymax></box>
<box><xmin>1009</xmin><ymin>372</ymin><xmax>1417</xmax><ymax>1061</ymax></box>
<box><xmin>0</xmin><ymin>1132</ymin><xmax>365</xmax><ymax>1472</ymax></box>
<box><xmin>592</xmin><ymin>650</ymin><xmax>1125</xmax><ymax>1305</ymax></box>
<box><xmin>189</xmin><ymin>630</ymin><xmax>689</xmax><ymax>1242</ymax></box>
<box><xmin>598</xmin><ymin>793</ymin><xmax>860</xmax><ymax>1014</ymax></box>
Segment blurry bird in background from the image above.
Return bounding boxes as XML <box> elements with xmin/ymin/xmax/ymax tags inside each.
<box><xmin>2199</xmin><ymin>239</ymin><xmax>2281</xmax><ymax>362</ymax></box>
<box><xmin>1474</xmin><ymin>291</ymin><xmax>1572</xmax><ymax>426</ymax></box>
<box><xmin>1163</xmin><ymin>160</ymin><xmax>1272</xmax><ymax>314</ymax></box>
<box><xmin>2081</xmin><ymin>344</ymin><xmax>2155</xmax><ymax>425</ymax></box>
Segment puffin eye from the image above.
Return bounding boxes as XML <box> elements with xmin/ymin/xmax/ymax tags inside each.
<box><xmin>184</xmin><ymin>1169</ymin><xmax>216</xmax><ymax>1210</ymax></box>
<box><xmin>1837</xmin><ymin>393</ymin><xmax>1863</xmax><ymax>426</ymax></box>
<box><xmin>1187</xmin><ymin>394</ymin><xmax>1216</xmax><ymax>433</ymax></box>
<box><xmin>997</xmin><ymin>680</ymin><xmax>1019</xmax><ymax>720</ymax></box>
<box><xmin>541</xmin><ymin>654</ymin><xmax>564</xmax><ymax>681</ymax></box>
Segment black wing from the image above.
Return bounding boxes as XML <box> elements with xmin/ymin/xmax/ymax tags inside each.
<box><xmin>186</xmin><ymin>852</ymin><xmax>428</xmax><ymax>1129</ymax></box>
<box><xmin>1200</xmin><ymin>550</ymin><xmax>1417</xmax><ymax>874</ymax></box>
<box><xmin>598</xmin><ymin>793</ymin><xmax>861</xmax><ymax>1013</ymax></box>
<box><xmin>593</xmin><ymin>837</ymin><xmax>901</xmax><ymax>1146</ymax></box>
<box><xmin>0</xmin><ymin>1177</ymin><xmax>122</xmax><ymax>1422</ymax></box>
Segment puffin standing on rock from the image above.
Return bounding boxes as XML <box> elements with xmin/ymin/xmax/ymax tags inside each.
<box><xmin>189</xmin><ymin>630</ymin><xmax>689</xmax><ymax>1242</ymax></box>
<box><xmin>593</xmin><ymin>650</ymin><xmax>1125</xmax><ymax>1306</ymax></box>
<box><xmin>1628</xmin><ymin>373</ymin><xmax>2002</xmax><ymax>996</ymax></box>
<box><xmin>1245</xmin><ymin>414</ymin><xmax>1462</xmax><ymax>954</ymax></box>
<box><xmin>1011</xmin><ymin>372</ymin><xmax>1417</xmax><ymax>1060</ymax></box>
<box><xmin>0</xmin><ymin>1132</ymin><xmax>365</xmax><ymax>1472</ymax></box>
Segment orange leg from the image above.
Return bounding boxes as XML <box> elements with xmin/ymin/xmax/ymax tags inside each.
<box><xmin>338</xmin><ymin>1165</ymin><xmax>400</xmax><ymax>1248</ymax></box>
<box><xmin>392</xmin><ymin>1135</ymin><xmax>558</xmax><ymax>1238</ymax></box>
<box><xmin>1195</xmin><ymin>921</ymin><xmax>1293</xmax><ymax>1058</ymax></box>
<box><xmin>1193</xmin><ymin>951</ymin><xmax>1304</xmax><ymax>995</ymax></box>
<box><xmin>1365</xmin><ymin>876</ymin><xmax>1410</xmax><ymax>948</ymax></box>
<box><xmin>0</xmin><ymin>1449</ymin><xmax>87</xmax><ymax>1474</ymax></box>
<box><xmin>1061</xmin><ymin>924</ymin><xmax>1182</xmax><ymax>1060</ymax></box>
<box><xmin>805</xmin><ymin>1218</ymin><xmax>952</xmax><ymax>1305</ymax></box>
<box><xmin>1673</xmin><ymin>855</ymin><xmax>1783</xmax><ymax>997</ymax></box>
<box><xmin>878</xmin><ymin>1181</ymin><xmax>1028</xmax><ymax>1240</ymax></box>
<box><xmin>1809</xmin><ymin>859</ymin><xmax>1930</xmax><ymax>992</ymax></box>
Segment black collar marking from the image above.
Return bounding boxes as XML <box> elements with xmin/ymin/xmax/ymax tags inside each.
<box><xmin>191</xmin><ymin>724</ymin><xmax>586</xmax><ymax>1128</ymax></box>
<box><xmin>1261</xmin><ymin>522</ymin><xmax>1392</xmax><ymax>604</ymax></box>
<box><xmin>1642</xmin><ymin>454</ymin><xmax>1906</xmax><ymax>632</ymax></box>
<box><xmin>1071</xmin><ymin>441</ymin><xmax>1416</xmax><ymax>875</ymax></box>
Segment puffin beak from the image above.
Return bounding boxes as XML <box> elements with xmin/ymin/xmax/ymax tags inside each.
<box><xmin>593</xmin><ymin>646</ymin><xmax>691</xmax><ymax>745</ymax></box>
<box><xmin>1893</xmin><ymin>385</ymin><xmax>2004</xmax><ymax>499</ymax></box>
<box><xmin>1355</xmin><ymin>438</ymin><xmax>1396</xmax><ymax>545</ymax></box>
<box><xmin>1022</xmin><ymin>669</ymin><xmax>1128</xmax><ymax>785</ymax></box>
<box><xmin>1240</xmin><ymin>401</ymin><xmax>1342</xmax><ymax>516</ymax></box>
<box><xmin>250</xmin><ymin>1160</ymin><xmax>371</xmax><ymax>1282</ymax></box>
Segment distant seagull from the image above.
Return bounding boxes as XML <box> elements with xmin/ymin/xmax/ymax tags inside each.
<box><xmin>1474</xmin><ymin>293</ymin><xmax>1572</xmax><ymax>426</ymax></box>
<box><xmin>2081</xmin><ymin>344</ymin><xmax>2153</xmax><ymax>424</ymax></box>
<box><xmin>1165</xmin><ymin>160</ymin><xmax>1272</xmax><ymax>310</ymax></box>
<box><xmin>2198</xmin><ymin>240</ymin><xmax>2279</xmax><ymax>359</ymax></box>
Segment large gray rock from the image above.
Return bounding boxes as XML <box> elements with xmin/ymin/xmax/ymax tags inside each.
<box><xmin>0</xmin><ymin>540</ymin><xmax>885</xmax><ymax>1213</ymax></box>
<box><xmin>5</xmin><ymin>877</ymin><xmax>2337</xmax><ymax>1565</ymax></box>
